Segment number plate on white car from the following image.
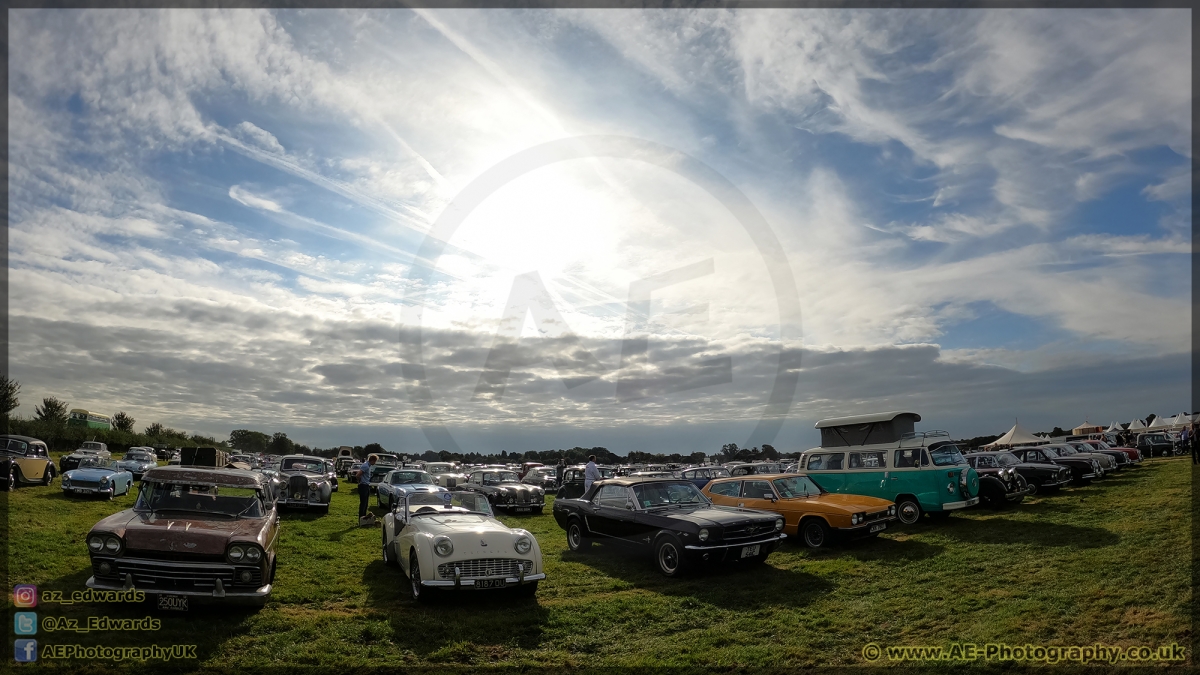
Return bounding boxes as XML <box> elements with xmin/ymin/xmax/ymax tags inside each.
<box><xmin>475</xmin><ymin>579</ymin><xmax>507</xmax><ymax>589</ymax></box>
<box><xmin>157</xmin><ymin>594</ymin><xmax>188</xmax><ymax>612</ymax></box>
<box><xmin>870</xmin><ymin>523</ymin><xmax>887</xmax><ymax>533</ymax></box>
<box><xmin>740</xmin><ymin>544</ymin><xmax>760</xmax><ymax>558</ymax></box>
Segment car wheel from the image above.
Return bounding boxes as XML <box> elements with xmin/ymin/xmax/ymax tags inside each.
<box><xmin>800</xmin><ymin>519</ymin><xmax>831</xmax><ymax>549</ymax></box>
<box><xmin>12</xmin><ymin>466</ymin><xmax>23</xmax><ymax>487</ymax></box>
<box><xmin>1026</xmin><ymin>481</ymin><xmax>1039</xmax><ymax>495</ymax></box>
<box><xmin>654</xmin><ymin>535</ymin><xmax>687</xmax><ymax>577</ymax></box>
<box><xmin>895</xmin><ymin>497</ymin><xmax>922</xmax><ymax>525</ymax></box>
<box><xmin>105</xmin><ymin>489</ymin><xmax>114</xmax><ymax>501</ymax></box>
<box><xmin>5</xmin><ymin>466</ymin><xmax>13</xmax><ymax>491</ymax></box>
<box><xmin>382</xmin><ymin>528</ymin><xmax>397</xmax><ymax>567</ymax></box>
<box><xmin>42</xmin><ymin>470</ymin><xmax>53</xmax><ymax>486</ymax></box>
<box><xmin>409</xmin><ymin>552</ymin><xmax>430</xmax><ymax>603</ymax></box>
<box><xmin>566</xmin><ymin>519</ymin><xmax>591</xmax><ymax>551</ymax></box>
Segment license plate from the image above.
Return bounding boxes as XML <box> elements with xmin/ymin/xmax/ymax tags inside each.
<box><xmin>157</xmin><ymin>594</ymin><xmax>188</xmax><ymax>612</ymax></box>
<box><xmin>73</xmin><ymin>488</ymin><xmax>88</xmax><ymax>494</ymax></box>
<box><xmin>740</xmin><ymin>544</ymin><xmax>760</xmax><ymax>558</ymax></box>
<box><xmin>870</xmin><ymin>523</ymin><xmax>887</xmax><ymax>533</ymax></box>
<box><xmin>475</xmin><ymin>579</ymin><xmax>506</xmax><ymax>589</ymax></box>
<box><xmin>514</xmin><ymin>507</ymin><xmax>531</xmax><ymax>513</ymax></box>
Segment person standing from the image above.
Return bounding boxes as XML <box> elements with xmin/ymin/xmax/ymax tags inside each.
<box><xmin>357</xmin><ymin>455</ymin><xmax>377</xmax><ymax>522</ymax></box>
<box><xmin>555</xmin><ymin>458</ymin><xmax>565</xmax><ymax>490</ymax></box>
<box><xmin>584</xmin><ymin>455</ymin><xmax>601</xmax><ymax>494</ymax></box>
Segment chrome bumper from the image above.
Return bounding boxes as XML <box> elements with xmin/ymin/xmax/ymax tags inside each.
<box><xmin>423</xmin><ymin>573</ymin><xmax>546</xmax><ymax>589</ymax></box>
<box><xmin>941</xmin><ymin>497</ymin><xmax>980</xmax><ymax>511</ymax></box>
<box><xmin>87</xmin><ymin>575</ymin><xmax>271</xmax><ymax>603</ymax></box>
<box><xmin>837</xmin><ymin>516</ymin><xmax>897</xmax><ymax>532</ymax></box>
<box><xmin>63</xmin><ymin>486</ymin><xmax>111</xmax><ymax>495</ymax></box>
<box><xmin>1005</xmin><ymin>484</ymin><xmax>1036</xmax><ymax>500</ymax></box>
<box><xmin>684</xmin><ymin>533</ymin><xmax>786</xmax><ymax>551</ymax></box>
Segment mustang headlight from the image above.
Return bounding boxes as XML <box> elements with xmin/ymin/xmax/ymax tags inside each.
<box><xmin>698</xmin><ymin>528</ymin><xmax>709</xmax><ymax>542</ymax></box>
<box><xmin>103</xmin><ymin>536</ymin><xmax>121</xmax><ymax>553</ymax></box>
<box><xmin>87</xmin><ymin>534</ymin><xmax>105</xmax><ymax>552</ymax></box>
<box><xmin>514</xmin><ymin>535</ymin><xmax>532</xmax><ymax>554</ymax></box>
<box><xmin>434</xmin><ymin>537</ymin><xmax>454</xmax><ymax>557</ymax></box>
<box><xmin>227</xmin><ymin>545</ymin><xmax>245</xmax><ymax>562</ymax></box>
<box><xmin>775</xmin><ymin>518</ymin><xmax>784</xmax><ymax>531</ymax></box>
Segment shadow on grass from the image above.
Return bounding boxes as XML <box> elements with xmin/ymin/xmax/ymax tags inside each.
<box><xmin>557</xmin><ymin>544</ymin><xmax>835</xmax><ymax>610</ymax></box>
<box><xmin>360</xmin><ymin>559</ymin><xmax>551</xmax><ymax>658</ymax></box>
<box><xmin>836</xmin><ymin>535</ymin><xmax>944</xmax><ymax>564</ymax></box>
<box><xmin>936</xmin><ymin>517</ymin><xmax>1119</xmax><ymax>548</ymax></box>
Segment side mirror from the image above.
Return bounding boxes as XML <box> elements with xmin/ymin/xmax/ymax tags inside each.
<box><xmin>769</xmin><ymin>495</ymin><xmax>778</xmax><ymax>502</ymax></box>
<box><xmin>625</xmin><ymin>500</ymin><xmax>635</xmax><ymax>510</ymax></box>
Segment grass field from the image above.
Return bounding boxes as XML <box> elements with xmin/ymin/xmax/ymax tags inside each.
<box><xmin>3</xmin><ymin>458</ymin><xmax>1192</xmax><ymax>671</ymax></box>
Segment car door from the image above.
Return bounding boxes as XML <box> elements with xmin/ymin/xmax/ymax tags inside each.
<box><xmin>584</xmin><ymin>485</ymin><xmax>629</xmax><ymax>539</ymax></box>
<box><xmin>738</xmin><ymin>479</ymin><xmax>777</xmax><ymax>511</ymax></box>
<box><xmin>11</xmin><ymin>440</ymin><xmax>47</xmax><ymax>481</ymax></box>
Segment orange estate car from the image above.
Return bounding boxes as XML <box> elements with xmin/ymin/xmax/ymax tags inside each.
<box><xmin>702</xmin><ymin>474</ymin><xmax>896</xmax><ymax>549</ymax></box>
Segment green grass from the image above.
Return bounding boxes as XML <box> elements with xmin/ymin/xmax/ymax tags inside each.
<box><xmin>4</xmin><ymin>458</ymin><xmax>1192</xmax><ymax>672</ymax></box>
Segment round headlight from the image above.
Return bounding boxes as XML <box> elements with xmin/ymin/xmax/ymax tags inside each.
<box><xmin>244</xmin><ymin>547</ymin><xmax>262</xmax><ymax>563</ymax></box>
<box><xmin>698</xmin><ymin>528</ymin><xmax>709</xmax><ymax>542</ymax></box>
<box><xmin>98</xmin><ymin>562</ymin><xmax>112</xmax><ymax>575</ymax></box>
<box><xmin>228</xmin><ymin>546</ymin><xmax>245</xmax><ymax>562</ymax></box>
<box><xmin>515</xmin><ymin>535</ymin><xmax>532</xmax><ymax>554</ymax></box>
<box><xmin>775</xmin><ymin>518</ymin><xmax>784</xmax><ymax>531</ymax></box>
<box><xmin>309</xmin><ymin>481</ymin><xmax>318</xmax><ymax>491</ymax></box>
<box><xmin>434</xmin><ymin>537</ymin><xmax>454</xmax><ymax>557</ymax></box>
<box><xmin>100</xmin><ymin>476</ymin><xmax>110</xmax><ymax>484</ymax></box>
<box><xmin>104</xmin><ymin>536</ymin><xmax>121</xmax><ymax>553</ymax></box>
<box><xmin>88</xmin><ymin>535</ymin><xmax>105</xmax><ymax>552</ymax></box>
<box><xmin>889</xmin><ymin>505</ymin><xmax>896</xmax><ymax>516</ymax></box>
<box><xmin>239</xmin><ymin>570</ymin><xmax>253</xmax><ymax>582</ymax></box>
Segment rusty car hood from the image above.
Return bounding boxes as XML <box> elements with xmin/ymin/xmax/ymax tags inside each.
<box><xmin>91</xmin><ymin>509</ymin><xmax>270</xmax><ymax>555</ymax></box>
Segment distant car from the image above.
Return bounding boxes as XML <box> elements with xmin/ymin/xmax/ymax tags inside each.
<box><xmin>376</xmin><ymin>469</ymin><xmax>446</xmax><ymax>509</ymax></box>
<box><xmin>1062</xmin><ymin>441</ymin><xmax>1129</xmax><ymax>471</ymax></box>
<box><xmin>1136</xmin><ymin>433</ymin><xmax>1174</xmax><ymax>458</ymax></box>
<box><xmin>553</xmin><ymin>476</ymin><xmax>786</xmax><ymax>577</ymax></box>
<box><xmin>679</xmin><ymin>466</ymin><xmax>730</xmax><ymax>490</ymax></box>
<box><xmin>372</xmin><ymin>453</ymin><xmax>402</xmax><ymax>469</ymax></box>
<box><xmin>1079</xmin><ymin>439</ymin><xmax>1141</xmax><ymax>464</ymax></box>
<box><xmin>62</xmin><ymin>458</ymin><xmax>134</xmax><ymax>499</ymax></box>
<box><xmin>966</xmin><ymin>450</ymin><xmax>1071</xmax><ymax>495</ymax></box>
<box><xmin>703</xmin><ymin>473</ymin><xmax>895</xmax><ymax>549</ymax></box>
<box><xmin>726</xmin><ymin>462</ymin><xmax>785</xmax><ymax>477</ymax></box>
<box><xmin>520</xmin><ymin>467</ymin><xmax>560</xmax><ymax>492</ymax></box>
<box><xmin>555</xmin><ymin>465</ymin><xmax>616</xmax><ymax>500</ymax></box>
<box><xmin>457</xmin><ymin>469</ymin><xmax>547</xmax><ymax>514</ymax></box>
<box><xmin>276</xmin><ymin>455</ymin><xmax>334</xmax><ymax>513</ymax></box>
<box><xmin>1</xmin><ymin>435</ymin><xmax>57</xmax><ymax>489</ymax></box>
<box><xmin>114</xmin><ymin>449</ymin><xmax>158</xmax><ymax>479</ymax></box>
<box><xmin>1044</xmin><ymin>443</ymin><xmax>1114</xmax><ymax>475</ymax></box>
<box><xmin>961</xmin><ymin>454</ymin><xmax>1034</xmax><ymax>508</ymax></box>
<box><xmin>424</xmin><ymin>462</ymin><xmax>469</xmax><ymax>489</ymax></box>
<box><xmin>518</xmin><ymin>462</ymin><xmax>544</xmax><ymax>479</ymax></box>
<box><xmin>1007</xmin><ymin>446</ymin><xmax>1099</xmax><ymax>484</ymax></box>
<box><xmin>382</xmin><ymin>491</ymin><xmax>544</xmax><ymax>601</ymax></box>
<box><xmin>86</xmin><ymin>465</ymin><xmax>278</xmax><ymax>608</ymax></box>
<box><xmin>60</xmin><ymin>441</ymin><xmax>112</xmax><ymax>473</ymax></box>
<box><xmin>229</xmin><ymin>454</ymin><xmax>262</xmax><ymax>470</ymax></box>
<box><xmin>335</xmin><ymin>456</ymin><xmax>356</xmax><ymax>477</ymax></box>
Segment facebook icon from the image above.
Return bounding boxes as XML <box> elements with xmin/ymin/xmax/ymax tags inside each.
<box><xmin>15</xmin><ymin>639</ymin><xmax>37</xmax><ymax>662</ymax></box>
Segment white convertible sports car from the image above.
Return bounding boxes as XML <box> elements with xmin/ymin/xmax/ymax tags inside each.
<box><xmin>382</xmin><ymin>492</ymin><xmax>545</xmax><ymax>602</ymax></box>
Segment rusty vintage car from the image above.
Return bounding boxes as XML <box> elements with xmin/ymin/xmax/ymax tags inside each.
<box><xmin>85</xmin><ymin>465</ymin><xmax>279</xmax><ymax>610</ymax></box>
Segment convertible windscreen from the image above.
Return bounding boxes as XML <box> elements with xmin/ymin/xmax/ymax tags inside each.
<box><xmin>390</xmin><ymin>471</ymin><xmax>434</xmax><ymax>484</ymax></box>
<box><xmin>773</xmin><ymin>476</ymin><xmax>823</xmax><ymax>498</ymax></box>
<box><xmin>137</xmin><ymin>483</ymin><xmax>265</xmax><ymax>518</ymax></box>
<box><xmin>632</xmin><ymin>481</ymin><xmax>710</xmax><ymax>507</ymax></box>
<box><xmin>406</xmin><ymin>491</ymin><xmax>493</xmax><ymax>517</ymax></box>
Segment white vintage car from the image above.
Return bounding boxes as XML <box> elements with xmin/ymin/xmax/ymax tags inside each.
<box><xmin>382</xmin><ymin>492</ymin><xmax>544</xmax><ymax>602</ymax></box>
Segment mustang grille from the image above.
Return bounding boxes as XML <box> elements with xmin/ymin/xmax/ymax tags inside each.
<box><xmin>92</xmin><ymin>558</ymin><xmax>262</xmax><ymax>589</ymax></box>
<box><xmin>437</xmin><ymin>558</ymin><xmax>533</xmax><ymax>579</ymax></box>
<box><xmin>722</xmin><ymin>523</ymin><xmax>778</xmax><ymax>541</ymax></box>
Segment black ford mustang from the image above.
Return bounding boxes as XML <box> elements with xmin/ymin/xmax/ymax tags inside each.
<box><xmin>552</xmin><ymin>477</ymin><xmax>786</xmax><ymax>577</ymax></box>
<box><xmin>457</xmin><ymin>469</ymin><xmax>546</xmax><ymax>514</ymax></box>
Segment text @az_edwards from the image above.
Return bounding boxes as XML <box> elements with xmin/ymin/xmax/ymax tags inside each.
<box><xmin>861</xmin><ymin>642</ymin><xmax>1188</xmax><ymax>664</ymax></box>
<box><xmin>37</xmin><ymin>644</ymin><xmax>197</xmax><ymax>661</ymax></box>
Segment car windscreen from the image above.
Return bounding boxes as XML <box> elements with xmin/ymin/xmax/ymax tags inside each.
<box><xmin>632</xmin><ymin>481</ymin><xmax>710</xmax><ymax>508</ymax></box>
<box><xmin>483</xmin><ymin>471</ymin><xmax>519</xmax><ymax>483</ymax></box>
<box><xmin>125</xmin><ymin>452</ymin><xmax>153</xmax><ymax>461</ymax></box>
<box><xmin>406</xmin><ymin>491</ymin><xmax>493</xmax><ymax>517</ymax></box>
<box><xmin>1053</xmin><ymin>446</ymin><xmax>1078</xmax><ymax>456</ymax></box>
<box><xmin>390</xmin><ymin>471</ymin><xmax>434</xmax><ymax>485</ymax></box>
<box><xmin>76</xmin><ymin>458</ymin><xmax>115</xmax><ymax>471</ymax></box>
<box><xmin>995</xmin><ymin>453</ymin><xmax>1021</xmax><ymax>467</ymax></box>
<box><xmin>773</xmin><ymin>476</ymin><xmax>823</xmax><ymax>497</ymax></box>
<box><xmin>929</xmin><ymin>444</ymin><xmax>967</xmax><ymax>466</ymax></box>
<box><xmin>598</xmin><ymin>467</ymin><xmax>616</xmax><ymax>478</ymax></box>
<box><xmin>281</xmin><ymin>459</ymin><xmax>324</xmax><ymax>472</ymax></box>
<box><xmin>137</xmin><ymin>483</ymin><xmax>264</xmax><ymax>518</ymax></box>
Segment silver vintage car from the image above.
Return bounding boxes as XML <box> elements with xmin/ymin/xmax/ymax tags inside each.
<box><xmin>276</xmin><ymin>455</ymin><xmax>334</xmax><ymax>513</ymax></box>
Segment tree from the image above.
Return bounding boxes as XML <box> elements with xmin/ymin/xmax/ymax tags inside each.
<box><xmin>229</xmin><ymin>430</ymin><xmax>271</xmax><ymax>454</ymax></box>
<box><xmin>112</xmin><ymin>411</ymin><xmax>136</xmax><ymax>433</ymax></box>
<box><xmin>268</xmin><ymin>432</ymin><xmax>294</xmax><ymax>455</ymax></box>
<box><xmin>363</xmin><ymin>443</ymin><xmax>385</xmax><ymax>456</ymax></box>
<box><xmin>689</xmin><ymin>452</ymin><xmax>707</xmax><ymax>465</ymax></box>
<box><xmin>761</xmin><ymin>444</ymin><xmax>780</xmax><ymax>460</ymax></box>
<box><xmin>1049</xmin><ymin>427</ymin><xmax>1066</xmax><ymax>437</ymax></box>
<box><xmin>35</xmin><ymin>397</ymin><xmax>69</xmax><ymax>426</ymax></box>
<box><xmin>144</xmin><ymin>422</ymin><xmax>165</xmax><ymax>437</ymax></box>
<box><xmin>0</xmin><ymin>375</ymin><xmax>19</xmax><ymax>416</ymax></box>
<box><xmin>720</xmin><ymin>443</ymin><xmax>739</xmax><ymax>460</ymax></box>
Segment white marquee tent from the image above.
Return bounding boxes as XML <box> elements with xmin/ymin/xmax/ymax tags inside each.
<box><xmin>1148</xmin><ymin>415</ymin><xmax>1171</xmax><ymax>430</ymax></box>
<box><xmin>983</xmin><ymin>422</ymin><xmax>1045</xmax><ymax>448</ymax></box>
<box><xmin>1128</xmin><ymin>419</ymin><xmax>1148</xmax><ymax>432</ymax></box>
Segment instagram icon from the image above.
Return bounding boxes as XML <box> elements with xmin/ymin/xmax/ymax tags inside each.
<box><xmin>13</xmin><ymin>585</ymin><xmax>37</xmax><ymax>608</ymax></box>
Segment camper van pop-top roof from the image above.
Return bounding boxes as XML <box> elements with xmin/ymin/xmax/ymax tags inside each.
<box><xmin>814</xmin><ymin>412</ymin><xmax>923</xmax><ymax>448</ymax></box>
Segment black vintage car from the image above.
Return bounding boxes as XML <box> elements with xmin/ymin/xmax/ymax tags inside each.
<box><xmin>555</xmin><ymin>464</ymin><xmax>616</xmax><ymax>500</ymax></box>
<box><xmin>1136</xmin><ymin>433</ymin><xmax>1175</xmax><ymax>458</ymax></box>
<box><xmin>968</xmin><ymin>450</ymin><xmax>1072</xmax><ymax>495</ymax></box>
<box><xmin>552</xmin><ymin>477</ymin><xmax>786</xmax><ymax>577</ymax></box>
<box><xmin>1061</xmin><ymin>441</ymin><xmax>1130</xmax><ymax>471</ymax></box>
<box><xmin>457</xmin><ymin>469</ymin><xmax>546</xmax><ymax>514</ymax></box>
<box><xmin>963</xmin><ymin>453</ymin><xmax>1035</xmax><ymax>507</ymax></box>
<box><xmin>1008</xmin><ymin>446</ymin><xmax>1099</xmax><ymax>484</ymax></box>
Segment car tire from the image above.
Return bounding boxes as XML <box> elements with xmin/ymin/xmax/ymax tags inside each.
<box><xmin>409</xmin><ymin>552</ymin><xmax>431</xmax><ymax>603</ymax></box>
<box><xmin>382</xmin><ymin>528</ymin><xmax>398</xmax><ymax>567</ymax></box>
<box><xmin>1026</xmin><ymin>481</ymin><xmax>1039</xmax><ymax>495</ymax></box>
<box><xmin>654</xmin><ymin>534</ymin><xmax>687</xmax><ymax>578</ymax></box>
<box><xmin>895</xmin><ymin>497</ymin><xmax>922</xmax><ymax>525</ymax></box>
<box><xmin>42</xmin><ymin>470</ymin><xmax>53</xmax><ymax>486</ymax></box>
<box><xmin>800</xmin><ymin>519</ymin><xmax>831</xmax><ymax>549</ymax></box>
<box><xmin>5</xmin><ymin>466</ymin><xmax>13</xmax><ymax>492</ymax></box>
<box><xmin>566</xmin><ymin>519</ymin><xmax>592</xmax><ymax>552</ymax></box>
<box><xmin>105</xmin><ymin>489</ymin><xmax>114</xmax><ymax>501</ymax></box>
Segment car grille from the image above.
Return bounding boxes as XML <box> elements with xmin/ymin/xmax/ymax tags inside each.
<box><xmin>92</xmin><ymin>558</ymin><xmax>262</xmax><ymax>589</ymax></box>
<box><xmin>722</xmin><ymin>522</ymin><xmax>778</xmax><ymax>541</ymax></box>
<box><xmin>437</xmin><ymin>558</ymin><xmax>533</xmax><ymax>579</ymax></box>
<box><xmin>288</xmin><ymin>475</ymin><xmax>309</xmax><ymax>499</ymax></box>
<box><xmin>69</xmin><ymin>480</ymin><xmax>101</xmax><ymax>489</ymax></box>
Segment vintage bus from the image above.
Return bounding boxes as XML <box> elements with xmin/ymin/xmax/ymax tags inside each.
<box><xmin>798</xmin><ymin>411</ymin><xmax>980</xmax><ymax>525</ymax></box>
<box><xmin>67</xmin><ymin>409</ymin><xmax>112</xmax><ymax>430</ymax></box>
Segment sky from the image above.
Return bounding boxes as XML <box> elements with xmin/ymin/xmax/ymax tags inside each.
<box><xmin>8</xmin><ymin>8</ymin><xmax>1191</xmax><ymax>455</ymax></box>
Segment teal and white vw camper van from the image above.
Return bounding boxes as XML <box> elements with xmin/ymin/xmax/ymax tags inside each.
<box><xmin>798</xmin><ymin>412</ymin><xmax>980</xmax><ymax>524</ymax></box>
